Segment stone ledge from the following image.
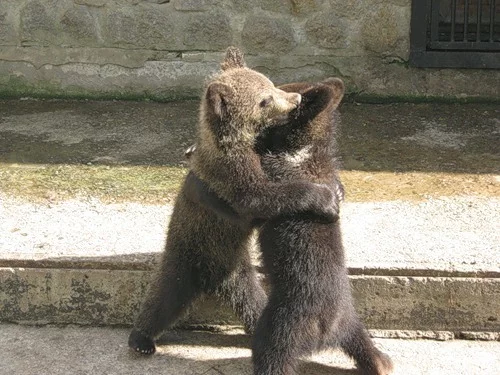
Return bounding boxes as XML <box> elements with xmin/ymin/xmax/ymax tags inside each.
<box><xmin>1</xmin><ymin>266</ymin><xmax>498</xmax><ymax>332</ymax></box>
<box><xmin>1</xmin><ymin>257</ymin><xmax>499</xmax><ymax>278</ymax></box>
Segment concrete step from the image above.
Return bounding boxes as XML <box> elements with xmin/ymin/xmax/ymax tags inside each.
<box><xmin>1</xmin><ymin>323</ymin><xmax>499</xmax><ymax>375</ymax></box>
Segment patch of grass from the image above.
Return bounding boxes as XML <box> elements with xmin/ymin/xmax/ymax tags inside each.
<box><xmin>340</xmin><ymin>171</ymin><xmax>499</xmax><ymax>202</ymax></box>
<box><xmin>0</xmin><ymin>163</ymin><xmax>497</xmax><ymax>204</ymax></box>
<box><xmin>0</xmin><ymin>164</ymin><xmax>188</xmax><ymax>204</ymax></box>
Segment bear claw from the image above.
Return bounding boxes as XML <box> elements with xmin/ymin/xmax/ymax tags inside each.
<box><xmin>128</xmin><ymin>329</ymin><xmax>156</xmax><ymax>355</ymax></box>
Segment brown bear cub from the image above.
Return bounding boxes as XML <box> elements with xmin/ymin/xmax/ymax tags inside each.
<box><xmin>189</xmin><ymin>78</ymin><xmax>394</xmax><ymax>375</ymax></box>
<box><xmin>128</xmin><ymin>47</ymin><xmax>338</xmax><ymax>355</ymax></box>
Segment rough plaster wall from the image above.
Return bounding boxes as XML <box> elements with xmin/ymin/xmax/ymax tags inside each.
<box><xmin>0</xmin><ymin>0</ymin><xmax>498</xmax><ymax>99</ymax></box>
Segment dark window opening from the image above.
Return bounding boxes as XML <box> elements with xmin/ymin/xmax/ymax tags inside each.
<box><xmin>410</xmin><ymin>0</ymin><xmax>500</xmax><ymax>68</ymax></box>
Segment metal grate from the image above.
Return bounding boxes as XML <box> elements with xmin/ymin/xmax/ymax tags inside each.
<box><xmin>410</xmin><ymin>0</ymin><xmax>500</xmax><ymax>68</ymax></box>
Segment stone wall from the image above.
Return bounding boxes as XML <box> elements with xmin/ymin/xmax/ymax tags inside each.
<box><xmin>0</xmin><ymin>0</ymin><xmax>498</xmax><ymax>100</ymax></box>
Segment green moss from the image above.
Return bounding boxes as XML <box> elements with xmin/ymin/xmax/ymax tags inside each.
<box><xmin>0</xmin><ymin>164</ymin><xmax>188</xmax><ymax>204</ymax></box>
<box><xmin>0</xmin><ymin>76</ymin><xmax>63</xmax><ymax>99</ymax></box>
<box><xmin>0</xmin><ymin>76</ymin><xmax>200</xmax><ymax>102</ymax></box>
<box><xmin>3</xmin><ymin>74</ymin><xmax>498</xmax><ymax>104</ymax></box>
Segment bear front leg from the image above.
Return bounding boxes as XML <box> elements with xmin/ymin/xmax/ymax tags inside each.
<box><xmin>252</xmin><ymin>180</ymin><xmax>339</xmax><ymax>223</ymax></box>
<box><xmin>185</xmin><ymin>170</ymin><xmax>339</xmax><ymax>225</ymax></box>
<box><xmin>129</xmin><ymin>253</ymin><xmax>201</xmax><ymax>355</ymax></box>
<box><xmin>183</xmin><ymin>171</ymin><xmax>246</xmax><ymax>227</ymax></box>
<box><xmin>225</xmin><ymin>158</ymin><xmax>339</xmax><ymax>222</ymax></box>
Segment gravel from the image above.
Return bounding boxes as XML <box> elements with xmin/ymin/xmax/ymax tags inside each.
<box><xmin>1</xmin><ymin>194</ymin><xmax>498</xmax><ymax>274</ymax></box>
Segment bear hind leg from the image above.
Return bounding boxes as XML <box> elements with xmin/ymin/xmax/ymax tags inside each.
<box><xmin>215</xmin><ymin>255</ymin><xmax>267</xmax><ymax>334</ymax></box>
<box><xmin>129</xmin><ymin>257</ymin><xmax>201</xmax><ymax>355</ymax></box>
<box><xmin>338</xmin><ymin>319</ymin><xmax>393</xmax><ymax>375</ymax></box>
<box><xmin>252</xmin><ymin>301</ymin><xmax>316</xmax><ymax>375</ymax></box>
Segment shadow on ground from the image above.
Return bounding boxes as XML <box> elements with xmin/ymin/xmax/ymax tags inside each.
<box><xmin>135</xmin><ymin>330</ymin><xmax>358</xmax><ymax>375</ymax></box>
<box><xmin>1</xmin><ymin>323</ymin><xmax>361</xmax><ymax>375</ymax></box>
<box><xmin>0</xmin><ymin>100</ymin><xmax>498</xmax><ymax>174</ymax></box>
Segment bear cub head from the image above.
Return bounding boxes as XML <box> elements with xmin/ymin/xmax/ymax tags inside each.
<box><xmin>201</xmin><ymin>47</ymin><xmax>301</xmax><ymax>148</ymax></box>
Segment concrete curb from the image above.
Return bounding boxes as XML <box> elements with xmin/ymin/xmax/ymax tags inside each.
<box><xmin>1</xmin><ymin>263</ymin><xmax>498</xmax><ymax>332</ymax></box>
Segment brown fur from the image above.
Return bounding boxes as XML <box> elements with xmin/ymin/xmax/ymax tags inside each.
<box><xmin>128</xmin><ymin>47</ymin><xmax>338</xmax><ymax>355</ymax></box>
<box><xmin>188</xmin><ymin>78</ymin><xmax>393</xmax><ymax>374</ymax></box>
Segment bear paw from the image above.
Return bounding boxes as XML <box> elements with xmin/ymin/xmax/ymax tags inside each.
<box><xmin>360</xmin><ymin>351</ymin><xmax>394</xmax><ymax>375</ymax></box>
<box><xmin>128</xmin><ymin>329</ymin><xmax>156</xmax><ymax>355</ymax></box>
<box><xmin>375</xmin><ymin>352</ymin><xmax>394</xmax><ymax>375</ymax></box>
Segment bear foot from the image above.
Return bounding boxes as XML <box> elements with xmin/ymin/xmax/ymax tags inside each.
<box><xmin>359</xmin><ymin>351</ymin><xmax>394</xmax><ymax>375</ymax></box>
<box><xmin>128</xmin><ymin>329</ymin><xmax>156</xmax><ymax>355</ymax></box>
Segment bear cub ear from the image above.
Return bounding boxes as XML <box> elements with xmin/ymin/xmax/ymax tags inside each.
<box><xmin>206</xmin><ymin>82</ymin><xmax>233</xmax><ymax>119</ymax></box>
<box><xmin>321</xmin><ymin>77</ymin><xmax>345</xmax><ymax>110</ymax></box>
<box><xmin>221</xmin><ymin>46</ymin><xmax>246</xmax><ymax>71</ymax></box>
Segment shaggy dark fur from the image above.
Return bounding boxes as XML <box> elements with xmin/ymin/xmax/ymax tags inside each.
<box><xmin>189</xmin><ymin>79</ymin><xmax>394</xmax><ymax>375</ymax></box>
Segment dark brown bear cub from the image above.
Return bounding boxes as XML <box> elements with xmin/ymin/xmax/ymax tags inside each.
<box><xmin>128</xmin><ymin>47</ymin><xmax>338</xmax><ymax>355</ymax></box>
<box><xmin>190</xmin><ymin>79</ymin><xmax>394</xmax><ymax>375</ymax></box>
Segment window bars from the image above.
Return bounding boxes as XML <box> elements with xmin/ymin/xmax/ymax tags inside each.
<box><xmin>410</xmin><ymin>0</ymin><xmax>500</xmax><ymax>68</ymax></box>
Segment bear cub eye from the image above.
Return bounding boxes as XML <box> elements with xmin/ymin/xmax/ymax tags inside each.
<box><xmin>259</xmin><ymin>96</ymin><xmax>273</xmax><ymax>108</ymax></box>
